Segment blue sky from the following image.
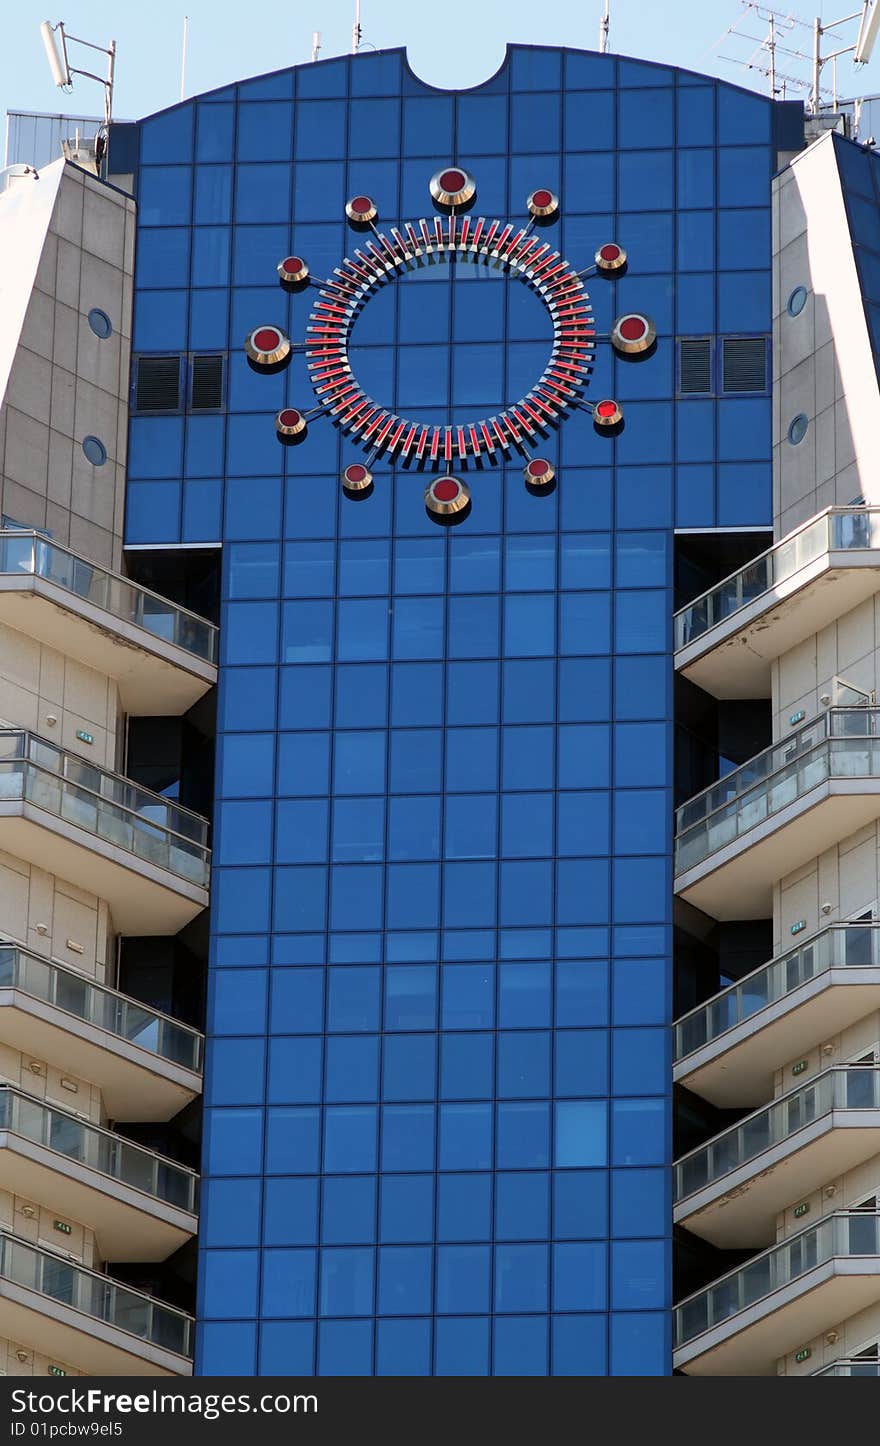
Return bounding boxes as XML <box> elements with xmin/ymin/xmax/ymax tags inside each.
<box><xmin>3</xmin><ymin>0</ymin><xmax>880</xmax><ymax>121</ymax></box>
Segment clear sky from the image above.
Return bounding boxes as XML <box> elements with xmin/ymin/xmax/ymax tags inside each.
<box><xmin>4</xmin><ymin>0</ymin><xmax>880</xmax><ymax>123</ymax></box>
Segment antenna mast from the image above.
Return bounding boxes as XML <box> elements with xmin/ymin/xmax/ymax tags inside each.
<box><xmin>180</xmin><ymin>15</ymin><xmax>189</xmax><ymax>102</ymax></box>
<box><xmin>312</xmin><ymin>31</ymin><xmax>322</xmax><ymax>62</ymax></box>
<box><xmin>352</xmin><ymin>0</ymin><xmax>362</xmax><ymax>53</ymax></box>
<box><xmin>599</xmin><ymin>1</ymin><xmax>611</xmax><ymax>54</ymax></box>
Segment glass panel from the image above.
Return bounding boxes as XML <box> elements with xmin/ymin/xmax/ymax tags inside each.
<box><xmin>0</xmin><ymin>1232</ymin><xmax>193</xmax><ymax>1356</ymax></box>
<box><xmin>0</xmin><ymin>943</ymin><xmax>202</xmax><ymax>1071</ymax></box>
<box><xmin>0</xmin><ymin>532</ymin><xmax>217</xmax><ymax>663</ymax></box>
<box><xmin>0</xmin><ymin>1087</ymin><xmax>197</xmax><ymax>1211</ymax></box>
<box><xmin>674</xmin><ymin>508</ymin><xmax>880</xmax><ymax>649</ymax></box>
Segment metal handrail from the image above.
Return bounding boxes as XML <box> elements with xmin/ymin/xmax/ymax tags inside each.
<box><xmin>0</xmin><ymin>1085</ymin><xmax>198</xmax><ymax>1213</ymax></box>
<box><xmin>675</xmin><ymin>1211</ymin><xmax>880</xmax><ymax>1348</ymax></box>
<box><xmin>0</xmin><ymin>940</ymin><xmax>203</xmax><ymax>1073</ymax></box>
<box><xmin>0</xmin><ymin>1231</ymin><xmax>193</xmax><ymax>1358</ymax></box>
<box><xmin>0</xmin><ymin>530</ymin><xmax>216</xmax><ymax>664</ymax></box>
<box><xmin>674</xmin><ymin>507</ymin><xmax>880</xmax><ymax>652</ymax></box>
<box><xmin>675</xmin><ymin>1065</ymin><xmax>880</xmax><ymax>1202</ymax></box>
<box><xmin>674</xmin><ymin>923</ymin><xmax>879</xmax><ymax>1062</ymax></box>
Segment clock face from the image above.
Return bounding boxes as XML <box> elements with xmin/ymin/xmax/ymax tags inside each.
<box><xmin>246</xmin><ymin>167</ymin><xmax>655</xmax><ymax>522</ymax></box>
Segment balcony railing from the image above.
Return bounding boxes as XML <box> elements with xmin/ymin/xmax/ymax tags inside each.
<box><xmin>0</xmin><ymin>941</ymin><xmax>203</xmax><ymax>1073</ymax></box>
<box><xmin>0</xmin><ymin>730</ymin><xmax>209</xmax><ymax>887</ymax></box>
<box><xmin>0</xmin><ymin>531</ymin><xmax>217</xmax><ymax>664</ymax></box>
<box><xmin>0</xmin><ymin>1232</ymin><xmax>192</xmax><ymax>1358</ymax></box>
<box><xmin>676</xmin><ymin>708</ymin><xmax>880</xmax><ymax>876</ymax></box>
<box><xmin>675</xmin><ymin>1066</ymin><xmax>880</xmax><ymax>1201</ymax></box>
<box><xmin>675</xmin><ymin>1211</ymin><xmax>880</xmax><ymax>1349</ymax></box>
<box><xmin>674</xmin><ymin>923</ymin><xmax>879</xmax><ymax>1061</ymax></box>
<box><xmin>814</xmin><ymin>1357</ymin><xmax>880</xmax><ymax>1375</ymax></box>
<box><xmin>674</xmin><ymin>507</ymin><xmax>880</xmax><ymax>652</ymax></box>
<box><xmin>0</xmin><ymin>1086</ymin><xmax>197</xmax><ymax>1213</ymax></box>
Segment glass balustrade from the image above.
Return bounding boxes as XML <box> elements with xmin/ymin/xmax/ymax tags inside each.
<box><xmin>0</xmin><ymin>1232</ymin><xmax>193</xmax><ymax>1358</ymax></box>
<box><xmin>675</xmin><ymin>1066</ymin><xmax>880</xmax><ymax>1201</ymax></box>
<box><xmin>0</xmin><ymin>730</ymin><xmax>209</xmax><ymax>887</ymax></box>
<box><xmin>814</xmin><ymin>1358</ymin><xmax>880</xmax><ymax>1376</ymax></box>
<box><xmin>0</xmin><ymin>1086</ymin><xmax>197</xmax><ymax>1212</ymax></box>
<box><xmin>675</xmin><ymin>1212</ymin><xmax>880</xmax><ymax>1348</ymax></box>
<box><xmin>674</xmin><ymin>508</ymin><xmax>880</xmax><ymax>652</ymax></box>
<box><xmin>0</xmin><ymin>941</ymin><xmax>202</xmax><ymax>1071</ymax></box>
<box><xmin>675</xmin><ymin>708</ymin><xmax>880</xmax><ymax>875</ymax></box>
<box><xmin>674</xmin><ymin>923</ymin><xmax>880</xmax><ymax>1061</ymax></box>
<box><xmin>0</xmin><ymin>531</ymin><xmax>216</xmax><ymax>664</ymax></box>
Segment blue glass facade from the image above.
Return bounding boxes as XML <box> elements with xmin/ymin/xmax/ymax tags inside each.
<box><xmin>123</xmin><ymin>45</ymin><xmax>791</xmax><ymax>1375</ymax></box>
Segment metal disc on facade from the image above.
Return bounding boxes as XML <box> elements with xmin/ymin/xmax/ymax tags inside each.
<box><xmin>595</xmin><ymin>242</ymin><xmax>627</xmax><ymax>273</ymax></box>
<box><xmin>524</xmin><ymin>458</ymin><xmax>556</xmax><ymax>487</ymax></box>
<box><xmin>278</xmin><ymin>255</ymin><xmax>310</xmax><ymax>286</ymax></box>
<box><xmin>527</xmin><ymin>188</ymin><xmax>559</xmax><ymax>219</ymax></box>
<box><xmin>429</xmin><ymin>167</ymin><xmax>476</xmax><ymax>208</ymax></box>
<box><xmin>425</xmin><ymin>475</ymin><xmax>471</xmax><ymax>518</ymax></box>
<box><xmin>593</xmin><ymin>398</ymin><xmax>623</xmax><ymax>428</ymax></box>
<box><xmin>245</xmin><ymin>325</ymin><xmax>291</xmax><ymax>366</ymax></box>
<box><xmin>342</xmin><ymin>462</ymin><xmax>373</xmax><ymax>492</ymax></box>
<box><xmin>276</xmin><ymin>407</ymin><xmax>307</xmax><ymax>437</ymax></box>
<box><xmin>611</xmin><ymin>313</ymin><xmax>656</xmax><ymax>355</ymax></box>
<box><xmin>346</xmin><ymin>195</ymin><xmax>378</xmax><ymax>224</ymax></box>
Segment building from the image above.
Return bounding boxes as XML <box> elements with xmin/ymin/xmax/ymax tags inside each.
<box><xmin>1</xmin><ymin>38</ymin><xmax>877</xmax><ymax>1379</ymax></box>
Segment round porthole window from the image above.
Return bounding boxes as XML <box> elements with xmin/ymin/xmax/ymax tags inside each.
<box><xmin>787</xmin><ymin>286</ymin><xmax>809</xmax><ymax>317</ymax></box>
<box><xmin>87</xmin><ymin>307</ymin><xmax>113</xmax><ymax>339</ymax></box>
<box><xmin>787</xmin><ymin>413</ymin><xmax>809</xmax><ymax>446</ymax></box>
<box><xmin>82</xmin><ymin>435</ymin><xmax>107</xmax><ymax>466</ymax></box>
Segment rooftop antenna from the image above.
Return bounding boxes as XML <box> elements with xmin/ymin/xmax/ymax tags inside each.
<box><xmin>810</xmin><ymin>2</ymin><xmax>879</xmax><ymax>112</ymax></box>
<box><xmin>352</xmin><ymin>0</ymin><xmax>362</xmax><ymax>53</ymax></box>
<box><xmin>312</xmin><ymin>30</ymin><xmax>322</xmax><ymax>62</ymax></box>
<box><xmin>180</xmin><ymin>15</ymin><xmax>189</xmax><ymax>102</ymax></box>
<box><xmin>40</xmin><ymin>20</ymin><xmax>116</xmax><ymax>128</ymax></box>
<box><xmin>599</xmin><ymin>1</ymin><xmax>611</xmax><ymax>54</ymax></box>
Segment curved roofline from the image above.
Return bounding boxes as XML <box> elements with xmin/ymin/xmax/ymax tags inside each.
<box><xmin>134</xmin><ymin>40</ymin><xmax>795</xmax><ymax>124</ymax></box>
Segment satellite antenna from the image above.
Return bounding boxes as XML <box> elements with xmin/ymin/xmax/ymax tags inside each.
<box><xmin>599</xmin><ymin>1</ymin><xmax>611</xmax><ymax>54</ymax></box>
<box><xmin>39</xmin><ymin>20</ymin><xmax>116</xmax><ymax>128</ymax></box>
<box><xmin>855</xmin><ymin>0</ymin><xmax>880</xmax><ymax>61</ymax></box>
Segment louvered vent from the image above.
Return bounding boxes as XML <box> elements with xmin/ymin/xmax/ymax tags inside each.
<box><xmin>721</xmin><ymin>337</ymin><xmax>767</xmax><ymax>393</ymax></box>
<box><xmin>134</xmin><ymin>356</ymin><xmax>181</xmax><ymax>412</ymax></box>
<box><xmin>191</xmin><ymin>354</ymin><xmax>224</xmax><ymax>411</ymax></box>
<box><xmin>679</xmin><ymin>338</ymin><xmax>712</xmax><ymax>394</ymax></box>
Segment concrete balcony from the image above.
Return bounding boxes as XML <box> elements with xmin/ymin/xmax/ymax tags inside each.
<box><xmin>674</xmin><ymin>508</ymin><xmax>880</xmax><ymax>699</ymax></box>
<box><xmin>814</xmin><ymin>1357</ymin><xmax>880</xmax><ymax>1375</ymax></box>
<box><xmin>0</xmin><ymin>942</ymin><xmax>203</xmax><ymax>1122</ymax></box>
<box><xmin>675</xmin><ymin>924</ymin><xmax>880</xmax><ymax>1107</ymax></box>
<box><xmin>675</xmin><ymin>1067</ymin><xmax>880</xmax><ymax>1248</ymax></box>
<box><xmin>675</xmin><ymin>709</ymin><xmax>880</xmax><ymax>920</ymax></box>
<box><xmin>0</xmin><ymin>731</ymin><xmax>209</xmax><ymax>934</ymax></box>
<box><xmin>0</xmin><ymin>1086</ymin><xmax>197</xmax><ymax>1261</ymax></box>
<box><xmin>675</xmin><ymin>1211</ymin><xmax>880</xmax><ymax>1375</ymax></box>
<box><xmin>0</xmin><ymin>1232</ymin><xmax>192</xmax><ymax>1375</ymax></box>
<box><xmin>0</xmin><ymin>531</ymin><xmax>216</xmax><ymax>715</ymax></box>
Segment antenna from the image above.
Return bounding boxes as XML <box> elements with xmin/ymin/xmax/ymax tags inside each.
<box><xmin>38</xmin><ymin>20</ymin><xmax>116</xmax><ymax>128</ymax></box>
<box><xmin>180</xmin><ymin>15</ymin><xmax>189</xmax><ymax>102</ymax></box>
<box><xmin>40</xmin><ymin>20</ymin><xmax>69</xmax><ymax>88</ymax></box>
<box><xmin>352</xmin><ymin>0</ymin><xmax>362</xmax><ymax>53</ymax></box>
<box><xmin>599</xmin><ymin>1</ymin><xmax>611</xmax><ymax>54</ymax></box>
<box><xmin>312</xmin><ymin>30</ymin><xmax>322</xmax><ymax>62</ymax></box>
<box><xmin>856</xmin><ymin>0</ymin><xmax>880</xmax><ymax>61</ymax></box>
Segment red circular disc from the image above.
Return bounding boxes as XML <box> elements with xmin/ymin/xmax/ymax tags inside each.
<box><xmin>282</xmin><ymin>256</ymin><xmax>304</xmax><ymax>273</ymax></box>
<box><xmin>600</xmin><ymin>244</ymin><xmax>621</xmax><ymax>261</ymax></box>
<box><xmin>531</xmin><ymin>189</ymin><xmax>553</xmax><ymax>209</ymax></box>
<box><xmin>619</xmin><ymin>315</ymin><xmax>648</xmax><ymax>342</ymax></box>
<box><xmin>596</xmin><ymin>400</ymin><xmax>618</xmax><ymax>419</ymax></box>
<box><xmin>279</xmin><ymin>408</ymin><xmax>301</xmax><ymax>427</ymax></box>
<box><xmin>350</xmin><ymin>196</ymin><xmax>373</xmax><ymax>215</ymax></box>
<box><xmin>439</xmin><ymin>169</ymin><xmax>466</xmax><ymax>194</ymax></box>
<box><xmin>345</xmin><ymin>464</ymin><xmax>368</xmax><ymax>484</ymax></box>
<box><xmin>254</xmin><ymin>326</ymin><xmax>282</xmax><ymax>352</ymax></box>
<box><xmin>433</xmin><ymin>478</ymin><xmax>460</xmax><ymax>501</ymax></box>
<box><xmin>527</xmin><ymin>459</ymin><xmax>549</xmax><ymax>479</ymax></box>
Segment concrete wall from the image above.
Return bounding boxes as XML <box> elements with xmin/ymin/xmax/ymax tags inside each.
<box><xmin>0</xmin><ymin>161</ymin><xmax>134</xmax><ymax>569</ymax></box>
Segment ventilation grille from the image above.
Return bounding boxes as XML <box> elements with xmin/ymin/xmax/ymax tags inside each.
<box><xmin>191</xmin><ymin>354</ymin><xmax>224</xmax><ymax>411</ymax></box>
<box><xmin>679</xmin><ymin>338</ymin><xmax>712</xmax><ymax>394</ymax></box>
<box><xmin>721</xmin><ymin>337</ymin><xmax>767</xmax><ymax>393</ymax></box>
<box><xmin>134</xmin><ymin>356</ymin><xmax>181</xmax><ymax>412</ymax></box>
